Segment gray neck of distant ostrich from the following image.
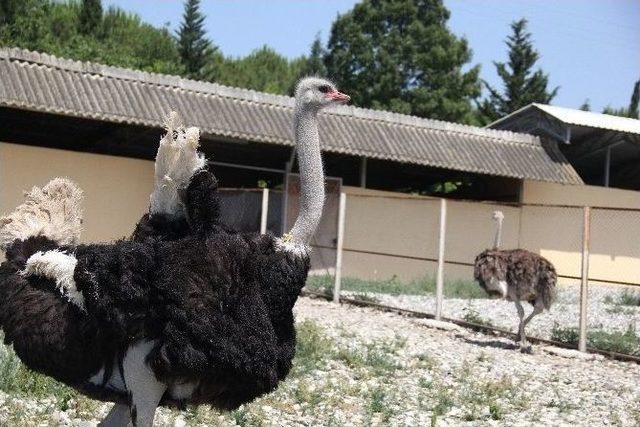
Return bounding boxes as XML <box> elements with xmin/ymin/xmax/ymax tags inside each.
<box><xmin>493</xmin><ymin>218</ymin><xmax>503</xmax><ymax>249</ymax></box>
<box><xmin>288</xmin><ymin>102</ymin><xmax>325</xmax><ymax>245</ymax></box>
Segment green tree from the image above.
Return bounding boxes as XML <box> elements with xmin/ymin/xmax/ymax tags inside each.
<box><xmin>176</xmin><ymin>0</ymin><xmax>214</xmax><ymax>79</ymax></box>
<box><xmin>78</xmin><ymin>0</ymin><xmax>102</xmax><ymax>36</ymax></box>
<box><xmin>603</xmin><ymin>79</ymin><xmax>640</xmax><ymax>118</ymax></box>
<box><xmin>302</xmin><ymin>33</ymin><xmax>326</xmax><ymax>77</ymax></box>
<box><xmin>478</xmin><ymin>18</ymin><xmax>558</xmax><ymax>123</ymax></box>
<box><xmin>324</xmin><ymin>0</ymin><xmax>480</xmax><ymax>123</ymax></box>
<box><xmin>630</xmin><ymin>80</ymin><xmax>640</xmax><ymax>118</ymax></box>
<box><xmin>579</xmin><ymin>99</ymin><xmax>591</xmax><ymax>111</ymax></box>
<box><xmin>0</xmin><ymin>0</ymin><xmax>22</xmax><ymax>25</ymax></box>
<box><xmin>216</xmin><ymin>45</ymin><xmax>299</xmax><ymax>94</ymax></box>
<box><xmin>0</xmin><ymin>1</ymin><xmax>183</xmax><ymax>75</ymax></box>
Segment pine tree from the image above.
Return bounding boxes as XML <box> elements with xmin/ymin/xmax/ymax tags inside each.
<box><xmin>302</xmin><ymin>33</ymin><xmax>326</xmax><ymax>77</ymax></box>
<box><xmin>79</xmin><ymin>0</ymin><xmax>102</xmax><ymax>36</ymax></box>
<box><xmin>602</xmin><ymin>79</ymin><xmax>640</xmax><ymax>118</ymax></box>
<box><xmin>478</xmin><ymin>18</ymin><xmax>558</xmax><ymax>123</ymax></box>
<box><xmin>325</xmin><ymin>0</ymin><xmax>480</xmax><ymax>123</ymax></box>
<box><xmin>579</xmin><ymin>99</ymin><xmax>591</xmax><ymax>111</ymax></box>
<box><xmin>177</xmin><ymin>0</ymin><xmax>214</xmax><ymax>79</ymax></box>
<box><xmin>628</xmin><ymin>80</ymin><xmax>639</xmax><ymax>118</ymax></box>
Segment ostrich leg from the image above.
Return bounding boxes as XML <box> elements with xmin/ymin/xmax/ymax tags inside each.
<box><xmin>514</xmin><ymin>300</ymin><xmax>527</xmax><ymax>346</ymax></box>
<box><xmin>99</xmin><ymin>404</ymin><xmax>130</xmax><ymax>427</ymax></box>
<box><xmin>121</xmin><ymin>341</ymin><xmax>167</xmax><ymax>427</ymax></box>
<box><xmin>522</xmin><ymin>300</ymin><xmax>545</xmax><ymax>338</ymax></box>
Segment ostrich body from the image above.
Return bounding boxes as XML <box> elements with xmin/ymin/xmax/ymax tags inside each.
<box><xmin>0</xmin><ymin>78</ymin><xmax>349</xmax><ymax>426</ymax></box>
<box><xmin>473</xmin><ymin>211</ymin><xmax>557</xmax><ymax>349</ymax></box>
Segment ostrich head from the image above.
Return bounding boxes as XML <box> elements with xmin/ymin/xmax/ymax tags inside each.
<box><xmin>294</xmin><ymin>77</ymin><xmax>350</xmax><ymax>110</ymax></box>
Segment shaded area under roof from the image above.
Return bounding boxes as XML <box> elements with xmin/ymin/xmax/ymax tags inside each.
<box><xmin>489</xmin><ymin>103</ymin><xmax>640</xmax><ymax>190</ymax></box>
<box><xmin>491</xmin><ymin>103</ymin><xmax>640</xmax><ymax>135</ymax></box>
<box><xmin>0</xmin><ymin>48</ymin><xmax>582</xmax><ymax>185</ymax></box>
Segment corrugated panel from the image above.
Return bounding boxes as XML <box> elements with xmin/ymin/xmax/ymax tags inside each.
<box><xmin>534</xmin><ymin>104</ymin><xmax>640</xmax><ymax>134</ymax></box>
<box><xmin>491</xmin><ymin>103</ymin><xmax>640</xmax><ymax>135</ymax></box>
<box><xmin>0</xmin><ymin>47</ymin><xmax>583</xmax><ymax>185</ymax></box>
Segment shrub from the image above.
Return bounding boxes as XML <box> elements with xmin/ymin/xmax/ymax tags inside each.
<box><xmin>462</xmin><ymin>308</ymin><xmax>494</xmax><ymax>330</ymax></box>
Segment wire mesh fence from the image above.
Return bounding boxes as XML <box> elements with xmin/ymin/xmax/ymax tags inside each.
<box><xmin>217</xmin><ymin>187</ymin><xmax>640</xmax><ymax>357</ymax></box>
<box><xmin>299</xmin><ymin>192</ymin><xmax>640</xmax><ymax>358</ymax></box>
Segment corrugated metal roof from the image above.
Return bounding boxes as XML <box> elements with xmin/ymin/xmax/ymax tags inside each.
<box><xmin>0</xmin><ymin>48</ymin><xmax>582</xmax><ymax>184</ymax></box>
<box><xmin>491</xmin><ymin>103</ymin><xmax>640</xmax><ymax>135</ymax></box>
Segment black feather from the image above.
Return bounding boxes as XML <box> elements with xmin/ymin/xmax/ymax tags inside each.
<box><xmin>0</xmin><ymin>169</ymin><xmax>309</xmax><ymax>409</ymax></box>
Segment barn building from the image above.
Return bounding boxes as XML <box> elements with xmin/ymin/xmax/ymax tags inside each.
<box><xmin>1</xmin><ymin>48</ymin><xmax>639</xmax><ymax>285</ymax></box>
<box><xmin>0</xmin><ymin>48</ymin><xmax>582</xmax><ymax>235</ymax></box>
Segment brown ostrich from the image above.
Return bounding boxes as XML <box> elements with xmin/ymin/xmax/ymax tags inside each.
<box><xmin>473</xmin><ymin>210</ymin><xmax>557</xmax><ymax>350</ymax></box>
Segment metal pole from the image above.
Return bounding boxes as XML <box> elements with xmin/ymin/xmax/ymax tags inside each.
<box><xmin>579</xmin><ymin>206</ymin><xmax>591</xmax><ymax>352</ymax></box>
<box><xmin>260</xmin><ymin>188</ymin><xmax>269</xmax><ymax>234</ymax></box>
<box><xmin>435</xmin><ymin>198</ymin><xmax>447</xmax><ymax>320</ymax></box>
<box><xmin>563</xmin><ymin>126</ymin><xmax>572</xmax><ymax>145</ymax></box>
<box><xmin>604</xmin><ymin>145</ymin><xmax>611</xmax><ymax>187</ymax></box>
<box><xmin>360</xmin><ymin>157</ymin><xmax>367</xmax><ymax>188</ymax></box>
<box><xmin>333</xmin><ymin>192</ymin><xmax>347</xmax><ymax>303</ymax></box>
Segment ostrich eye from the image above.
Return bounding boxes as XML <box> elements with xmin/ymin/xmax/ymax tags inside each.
<box><xmin>318</xmin><ymin>85</ymin><xmax>331</xmax><ymax>94</ymax></box>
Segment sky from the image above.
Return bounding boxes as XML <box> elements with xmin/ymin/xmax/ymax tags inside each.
<box><xmin>105</xmin><ymin>0</ymin><xmax>639</xmax><ymax>113</ymax></box>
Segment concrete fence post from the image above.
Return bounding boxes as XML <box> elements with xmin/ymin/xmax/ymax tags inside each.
<box><xmin>435</xmin><ymin>198</ymin><xmax>447</xmax><ymax>320</ymax></box>
<box><xmin>579</xmin><ymin>206</ymin><xmax>591</xmax><ymax>352</ymax></box>
<box><xmin>333</xmin><ymin>192</ymin><xmax>347</xmax><ymax>303</ymax></box>
<box><xmin>260</xmin><ymin>188</ymin><xmax>269</xmax><ymax>235</ymax></box>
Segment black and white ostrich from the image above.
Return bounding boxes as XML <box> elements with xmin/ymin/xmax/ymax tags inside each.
<box><xmin>0</xmin><ymin>77</ymin><xmax>350</xmax><ymax>426</ymax></box>
<box><xmin>473</xmin><ymin>210</ymin><xmax>557</xmax><ymax>350</ymax></box>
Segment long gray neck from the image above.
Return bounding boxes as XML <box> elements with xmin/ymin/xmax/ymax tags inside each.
<box><xmin>289</xmin><ymin>103</ymin><xmax>325</xmax><ymax>245</ymax></box>
<box><xmin>493</xmin><ymin>218</ymin><xmax>503</xmax><ymax>249</ymax></box>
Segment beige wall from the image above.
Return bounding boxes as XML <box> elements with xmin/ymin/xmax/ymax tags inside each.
<box><xmin>2</xmin><ymin>143</ymin><xmax>637</xmax><ymax>287</ymax></box>
<box><xmin>340</xmin><ymin>184</ymin><xmax>640</xmax><ymax>286</ymax></box>
<box><xmin>522</xmin><ymin>180</ymin><xmax>640</xmax><ymax>208</ymax></box>
<box><xmin>1</xmin><ymin>142</ymin><xmax>154</xmax><ymax>243</ymax></box>
<box><xmin>522</xmin><ymin>181</ymin><xmax>640</xmax><ymax>284</ymax></box>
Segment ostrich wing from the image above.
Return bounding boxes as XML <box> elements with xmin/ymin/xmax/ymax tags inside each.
<box><xmin>131</xmin><ymin>168</ymin><xmax>223</xmax><ymax>243</ymax></box>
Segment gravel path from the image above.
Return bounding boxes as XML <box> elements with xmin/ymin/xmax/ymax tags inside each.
<box><xmin>343</xmin><ymin>284</ymin><xmax>640</xmax><ymax>340</ymax></box>
<box><xmin>1</xmin><ymin>296</ymin><xmax>639</xmax><ymax>426</ymax></box>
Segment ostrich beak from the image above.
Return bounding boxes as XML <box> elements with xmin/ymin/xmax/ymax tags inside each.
<box><xmin>327</xmin><ymin>90</ymin><xmax>350</xmax><ymax>103</ymax></box>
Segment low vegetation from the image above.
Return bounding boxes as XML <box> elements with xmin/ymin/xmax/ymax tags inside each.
<box><xmin>462</xmin><ymin>308</ymin><xmax>495</xmax><ymax>330</ymax></box>
<box><xmin>306</xmin><ymin>275</ymin><xmax>487</xmax><ymax>300</ymax></box>
<box><xmin>0</xmin><ymin>337</ymin><xmax>78</xmax><ymax>406</ymax></box>
<box><xmin>0</xmin><ymin>317</ymin><xmax>538</xmax><ymax>426</ymax></box>
<box><xmin>551</xmin><ymin>323</ymin><xmax>640</xmax><ymax>356</ymax></box>
<box><xmin>604</xmin><ymin>290</ymin><xmax>640</xmax><ymax>307</ymax></box>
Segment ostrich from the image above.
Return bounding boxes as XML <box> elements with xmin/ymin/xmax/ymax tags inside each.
<box><xmin>473</xmin><ymin>210</ymin><xmax>557</xmax><ymax>350</ymax></box>
<box><xmin>0</xmin><ymin>77</ymin><xmax>349</xmax><ymax>426</ymax></box>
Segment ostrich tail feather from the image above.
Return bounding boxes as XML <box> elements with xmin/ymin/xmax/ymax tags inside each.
<box><xmin>0</xmin><ymin>178</ymin><xmax>83</xmax><ymax>250</ymax></box>
<box><xmin>150</xmin><ymin>111</ymin><xmax>206</xmax><ymax>217</ymax></box>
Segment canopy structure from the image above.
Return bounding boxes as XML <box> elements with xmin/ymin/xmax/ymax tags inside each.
<box><xmin>490</xmin><ymin>103</ymin><xmax>640</xmax><ymax>189</ymax></box>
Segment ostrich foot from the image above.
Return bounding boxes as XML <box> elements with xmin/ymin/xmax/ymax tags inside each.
<box><xmin>518</xmin><ymin>338</ymin><xmax>533</xmax><ymax>354</ymax></box>
<box><xmin>150</xmin><ymin>111</ymin><xmax>206</xmax><ymax>217</ymax></box>
<box><xmin>98</xmin><ymin>403</ymin><xmax>130</xmax><ymax>427</ymax></box>
<box><xmin>519</xmin><ymin>344</ymin><xmax>533</xmax><ymax>354</ymax></box>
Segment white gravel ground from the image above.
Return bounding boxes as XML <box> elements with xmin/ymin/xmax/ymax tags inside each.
<box><xmin>344</xmin><ymin>284</ymin><xmax>640</xmax><ymax>340</ymax></box>
<box><xmin>1</xmin><ymin>296</ymin><xmax>639</xmax><ymax>426</ymax></box>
